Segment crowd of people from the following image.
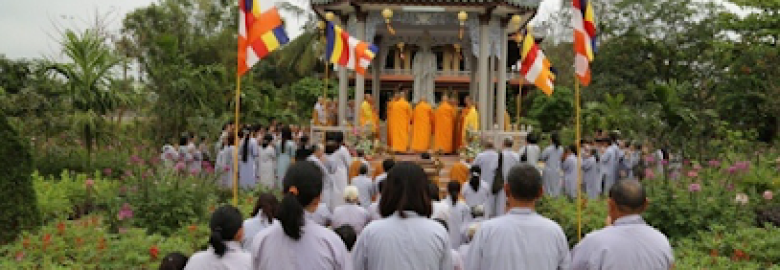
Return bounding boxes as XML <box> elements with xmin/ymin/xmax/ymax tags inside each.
<box><xmin>157</xmin><ymin>124</ymin><xmax>674</xmax><ymax>270</ymax></box>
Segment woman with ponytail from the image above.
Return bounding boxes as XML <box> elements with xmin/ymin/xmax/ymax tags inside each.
<box><xmin>446</xmin><ymin>182</ymin><xmax>471</xmax><ymax>248</ymax></box>
<box><xmin>461</xmin><ymin>166</ymin><xmax>489</xmax><ymax>209</ymax></box>
<box><xmin>242</xmin><ymin>193</ymin><xmax>279</xmax><ymax>250</ymax></box>
<box><xmin>540</xmin><ymin>132</ymin><xmax>564</xmax><ymax>197</ymax></box>
<box><xmin>353</xmin><ymin>162</ymin><xmax>453</xmax><ymax>270</ymax></box>
<box><xmin>184</xmin><ymin>205</ymin><xmax>250</xmax><ymax>269</ymax></box>
<box><xmin>238</xmin><ymin>129</ymin><xmax>259</xmax><ymax>189</ymax></box>
<box><xmin>250</xmin><ymin>161</ymin><xmax>350</xmax><ymax>270</ymax></box>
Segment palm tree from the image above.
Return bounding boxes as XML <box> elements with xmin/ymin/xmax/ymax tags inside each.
<box><xmin>49</xmin><ymin>29</ymin><xmax>120</xmax><ymax>166</ymax></box>
<box><xmin>275</xmin><ymin>2</ymin><xmax>325</xmax><ymax>77</ymax></box>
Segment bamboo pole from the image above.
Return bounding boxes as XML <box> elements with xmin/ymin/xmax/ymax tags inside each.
<box><xmin>232</xmin><ymin>75</ymin><xmax>241</xmax><ymax>206</ymax></box>
<box><xmin>575</xmin><ymin>79</ymin><xmax>583</xmax><ymax>241</ymax></box>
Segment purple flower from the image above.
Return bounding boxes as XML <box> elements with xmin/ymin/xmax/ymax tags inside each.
<box><xmin>764</xmin><ymin>191</ymin><xmax>774</xmax><ymax>200</ymax></box>
<box><xmin>223</xmin><ymin>165</ymin><xmax>231</xmax><ymax>172</ymax></box>
<box><xmin>708</xmin><ymin>160</ymin><xmax>721</xmax><ymax>167</ymax></box>
<box><xmin>688</xmin><ymin>183</ymin><xmax>701</xmax><ymax>192</ymax></box>
<box><xmin>661</xmin><ymin>160</ymin><xmax>669</xmax><ymax>166</ymax></box>
<box><xmin>189</xmin><ymin>167</ymin><xmax>201</xmax><ymax>175</ymax></box>
<box><xmin>85</xmin><ymin>178</ymin><xmax>95</xmax><ymax>188</ymax></box>
<box><xmin>728</xmin><ymin>166</ymin><xmax>738</xmax><ymax>174</ymax></box>
<box><xmin>735</xmin><ymin>161</ymin><xmax>750</xmax><ymax>172</ymax></box>
<box><xmin>130</xmin><ymin>155</ymin><xmax>144</xmax><ymax>165</ymax></box>
<box><xmin>644</xmin><ymin>168</ymin><xmax>655</xmax><ymax>179</ymax></box>
<box><xmin>687</xmin><ymin>171</ymin><xmax>698</xmax><ymax>178</ymax></box>
<box><xmin>117</xmin><ymin>203</ymin><xmax>134</xmax><ymax>220</ymax></box>
<box><xmin>174</xmin><ymin>162</ymin><xmax>186</xmax><ymax>172</ymax></box>
<box><xmin>103</xmin><ymin>168</ymin><xmax>113</xmax><ymax>176</ymax></box>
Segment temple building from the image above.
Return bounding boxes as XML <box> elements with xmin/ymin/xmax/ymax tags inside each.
<box><xmin>311</xmin><ymin>0</ymin><xmax>542</xmax><ymax>130</ymax></box>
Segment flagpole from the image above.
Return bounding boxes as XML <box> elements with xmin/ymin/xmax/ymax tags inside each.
<box><xmin>232</xmin><ymin>74</ymin><xmax>241</xmax><ymax>206</ymax></box>
<box><xmin>575</xmin><ymin>78</ymin><xmax>583</xmax><ymax>241</ymax></box>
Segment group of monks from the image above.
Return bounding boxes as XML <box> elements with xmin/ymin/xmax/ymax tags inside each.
<box><xmin>359</xmin><ymin>92</ymin><xmax>479</xmax><ymax>154</ymax></box>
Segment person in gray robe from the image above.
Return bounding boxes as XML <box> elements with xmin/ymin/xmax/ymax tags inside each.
<box><xmin>331</xmin><ymin>186</ymin><xmax>371</xmax><ymax>235</ymax></box>
<box><xmin>243</xmin><ymin>193</ymin><xmax>278</xmax><ymax>250</ymax></box>
<box><xmin>496</xmin><ymin>138</ymin><xmax>520</xmax><ymax>216</ymax></box>
<box><xmin>603</xmin><ymin>133</ymin><xmax>621</xmax><ymax>193</ymax></box>
<box><xmin>251</xmin><ymin>162</ymin><xmax>351</xmax><ymax>270</ymax></box>
<box><xmin>353</xmin><ymin>162</ymin><xmax>453</xmax><ymax>270</ymax></box>
<box><xmin>307</xmin><ymin>145</ymin><xmax>335</xmax><ymax>212</ymax></box>
<box><xmin>351</xmin><ymin>164</ymin><xmax>376</xmax><ymax>209</ymax></box>
<box><xmin>518</xmin><ymin>133</ymin><xmax>541</xmax><ymax>169</ymax></box>
<box><xmin>445</xmin><ymin>182</ymin><xmax>471</xmax><ymax>248</ymax></box>
<box><xmin>466</xmin><ymin>164</ymin><xmax>571</xmax><ymax>270</ymax></box>
<box><xmin>461</xmin><ymin>167</ymin><xmax>490</xmax><ymax>209</ymax></box>
<box><xmin>582</xmin><ymin>146</ymin><xmax>601</xmax><ymax>199</ymax></box>
<box><xmin>562</xmin><ymin>145</ymin><xmax>579</xmax><ymax>200</ymax></box>
<box><xmin>598</xmin><ymin>138</ymin><xmax>615</xmax><ymax>195</ymax></box>
<box><xmin>276</xmin><ymin>127</ymin><xmax>297</xmax><ymax>188</ymax></box>
<box><xmin>472</xmin><ymin>141</ymin><xmax>500</xmax><ymax>217</ymax></box>
<box><xmin>571</xmin><ymin>180</ymin><xmax>674</xmax><ymax>270</ymax></box>
<box><xmin>238</xmin><ymin>133</ymin><xmax>259</xmax><ymax>189</ymax></box>
<box><xmin>541</xmin><ymin>133</ymin><xmax>564</xmax><ymax>197</ymax></box>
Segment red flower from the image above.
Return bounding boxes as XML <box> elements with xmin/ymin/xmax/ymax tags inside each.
<box><xmin>97</xmin><ymin>237</ymin><xmax>106</xmax><ymax>251</ymax></box>
<box><xmin>57</xmin><ymin>222</ymin><xmax>66</xmax><ymax>234</ymax></box>
<box><xmin>75</xmin><ymin>237</ymin><xmax>84</xmax><ymax>246</ymax></box>
<box><xmin>22</xmin><ymin>237</ymin><xmax>30</xmax><ymax>248</ymax></box>
<box><xmin>149</xmin><ymin>245</ymin><xmax>160</xmax><ymax>260</ymax></box>
<box><xmin>42</xmin><ymin>234</ymin><xmax>52</xmax><ymax>250</ymax></box>
<box><xmin>15</xmin><ymin>251</ymin><xmax>24</xmax><ymax>261</ymax></box>
<box><xmin>188</xmin><ymin>225</ymin><xmax>198</xmax><ymax>233</ymax></box>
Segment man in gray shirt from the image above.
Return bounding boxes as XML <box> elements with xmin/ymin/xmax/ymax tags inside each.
<box><xmin>466</xmin><ymin>164</ymin><xmax>571</xmax><ymax>270</ymax></box>
<box><xmin>571</xmin><ymin>180</ymin><xmax>674</xmax><ymax>270</ymax></box>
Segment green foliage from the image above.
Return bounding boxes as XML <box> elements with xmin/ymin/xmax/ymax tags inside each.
<box><xmin>675</xmin><ymin>225</ymin><xmax>780</xmax><ymax>268</ymax></box>
<box><xmin>526</xmin><ymin>86</ymin><xmax>573</xmax><ymax>132</ymax></box>
<box><xmin>33</xmin><ymin>171</ymin><xmax>119</xmax><ymax>222</ymax></box>
<box><xmin>0</xmin><ymin>112</ymin><xmax>40</xmax><ymax>244</ymax></box>
<box><xmin>537</xmin><ymin>197</ymin><xmax>608</xmax><ymax>246</ymax></box>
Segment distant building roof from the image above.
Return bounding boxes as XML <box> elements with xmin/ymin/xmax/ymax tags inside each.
<box><xmin>311</xmin><ymin>0</ymin><xmax>542</xmax><ymax>8</ymax></box>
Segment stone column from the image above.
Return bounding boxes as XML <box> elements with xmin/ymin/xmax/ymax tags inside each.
<box><xmin>354</xmin><ymin>12</ymin><xmax>367</xmax><ymax>127</ymax></box>
<box><xmin>469</xmin><ymin>54</ymin><xmax>477</xmax><ymax>102</ymax></box>
<box><xmin>478</xmin><ymin>15</ymin><xmax>491</xmax><ymax>131</ymax></box>
<box><xmin>337</xmin><ymin>16</ymin><xmax>348</xmax><ymax>127</ymax></box>
<box><xmin>497</xmin><ymin>22</ymin><xmax>508</xmax><ymax>132</ymax></box>
<box><xmin>487</xmin><ymin>56</ymin><xmax>495</xmax><ymax>131</ymax></box>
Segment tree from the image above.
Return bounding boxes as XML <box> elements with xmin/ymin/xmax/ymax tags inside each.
<box><xmin>0</xmin><ymin>111</ymin><xmax>40</xmax><ymax>243</ymax></box>
<box><xmin>49</xmin><ymin>29</ymin><xmax>121</xmax><ymax>165</ymax></box>
<box><xmin>526</xmin><ymin>86</ymin><xmax>574</xmax><ymax>132</ymax></box>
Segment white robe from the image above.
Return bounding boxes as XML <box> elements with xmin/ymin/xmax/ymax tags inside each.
<box><xmin>242</xmin><ymin>211</ymin><xmax>277</xmax><ymax>250</ymax></box>
<box><xmin>258</xmin><ymin>145</ymin><xmax>276</xmax><ymax>189</ymax></box>
<box><xmin>353</xmin><ymin>211</ymin><xmax>453</xmax><ymax>270</ymax></box>
<box><xmin>331</xmin><ymin>204</ymin><xmax>372</xmax><ymax>235</ymax></box>
<box><xmin>238</xmin><ymin>138</ymin><xmax>259</xmax><ymax>189</ymax></box>
<box><xmin>472</xmin><ymin>150</ymin><xmax>500</xmax><ymax>217</ymax></box>
<box><xmin>327</xmin><ymin>154</ymin><xmax>348</xmax><ymax>211</ymax></box>
<box><xmin>466</xmin><ymin>208</ymin><xmax>570</xmax><ymax>270</ymax></box>
<box><xmin>215</xmin><ymin>146</ymin><xmax>236</xmax><ymax>188</ymax></box>
<box><xmin>444</xmin><ymin>198</ymin><xmax>471</xmax><ymax>248</ymax></box>
<box><xmin>541</xmin><ymin>145</ymin><xmax>564</xmax><ymax>197</ymax></box>
<box><xmin>309</xmin><ymin>202</ymin><xmax>332</xmax><ymax>227</ymax></box>
<box><xmin>351</xmin><ymin>175</ymin><xmax>376</xmax><ymax>208</ymax></box>
<box><xmin>185</xmin><ymin>241</ymin><xmax>251</xmax><ymax>270</ymax></box>
<box><xmin>519</xmin><ymin>144</ymin><xmax>541</xmax><ymax>168</ymax></box>
<box><xmin>461</xmin><ymin>181</ymin><xmax>489</xmax><ymax>209</ymax></box>
<box><xmin>308</xmin><ymin>156</ymin><xmax>335</xmax><ymax>212</ymax></box>
<box><xmin>251</xmin><ymin>219</ymin><xmax>351</xmax><ymax>270</ymax></box>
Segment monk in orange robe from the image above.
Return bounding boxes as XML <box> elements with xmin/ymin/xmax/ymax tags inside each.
<box><xmin>449</xmin><ymin>153</ymin><xmax>471</xmax><ymax>184</ymax></box>
<box><xmin>386</xmin><ymin>96</ymin><xmax>397</xmax><ymax>146</ymax></box>
<box><xmin>410</xmin><ymin>97</ymin><xmax>434</xmax><ymax>152</ymax></box>
<box><xmin>388</xmin><ymin>92</ymin><xmax>412</xmax><ymax>153</ymax></box>
<box><xmin>433</xmin><ymin>95</ymin><xmax>456</xmax><ymax>154</ymax></box>
<box><xmin>461</xmin><ymin>96</ymin><xmax>479</xmax><ymax>146</ymax></box>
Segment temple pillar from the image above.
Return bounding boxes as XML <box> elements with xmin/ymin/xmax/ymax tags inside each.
<box><xmin>354</xmin><ymin>12</ymin><xmax>367</xmax><ymax>127</ymax></box>
<box><xmin>469</xmin><ymin>53</ymin><xmax>477</xmax><ymax>102</ymax></box>
<box><xmin>478</xmin><ymin>15</ymin><xmax>491</xmax><ymax>131</ymax></box>
<box><xmin>497</xmin><ymin>24</ymin><xmax>508</xmax><ymax>132</ymax></box>
<box><xmin>488</xmin><ymin>56</ymin><xmax>495</xmax><ymax>130</ymax></box>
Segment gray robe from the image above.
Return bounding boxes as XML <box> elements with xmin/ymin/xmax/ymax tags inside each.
<box><xmin>353</xmin><ymin>211</ymin><xmax>453</xmax><ymax>270</ymax></box>
<box><xmin>465</xmin><ymin>208</ymin><xmax>570</xmax><ymax>270</ymax></box>
<box><xmin>472</xmin><ymin>149</ymin><xmax>500</xmax><ymax>217</ymax></box>
<box><xmin>332</xmin><ymin>203</ymin><xmax>371</xmax><ymax>235</ymax></box>
<box><xmin>571</xmin><ymin>215</ymin><xmax>674</xmax><ymax>270</ymax></box>
<box><xmin>582</xmin><ymin>156</ymin><xmax>601</xmax><ymax>199</ymax></box>
<box><xmin>185</xmin><ymin>241</ymin><xmax>251</xmax><ymax>270</ymax></box>
<box><xmin>251</xmin><ymin>218</ymin><xmax>351</xmax><ymax>270</ymax></box>
<box><xmin>541</xmin><ymin>145</ymin><xmax>564</xmax><ymax>197</ymax></box>
<box><xmin>351</xmin><ymin>175</ymin><xmax>376</xmax><ymax>208</ymax></box>
<box><xmin>601</xmin><ymin>144</ymin><xmax>620</xmax><ymax>194</ymax></box>
<box><xmin>562</xmin><ymin>153</ymin><xmax>578</xmax><ymax>200</ymax></box>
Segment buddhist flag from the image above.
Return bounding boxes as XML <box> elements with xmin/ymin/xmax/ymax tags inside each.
<box><xmin>325</xmin><ymin>22</ymin><xmax>379</xmax><ymax>76</ymax></box>
<box><xmin>519</xmin><ymin>30</ymin><xmax>555</xmax><ymax>96</ymax></box>
<box><xmin>238</xmin><ymin>0</ymin><xmax>289</xmax><ymax>76</ymax></box>
<box><xmin>573</xmin><ymin>0</ymin><xmax>597</xmax><ymax>86</ymax></box>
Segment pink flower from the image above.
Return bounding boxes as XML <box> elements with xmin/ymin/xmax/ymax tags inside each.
<box><xmin>103</xmin><ymin>168</ymin><xmax>112</xmax><ymax>175</ymax></box>
<box><xmin>708</xmin><ymin>160</ymin><xmax>721</xmax><ymax>167</ymax></box>
<box><xmin>764</xmin><ymin>190</ymin><xmax>774</xmax><ymax>200</ymax></box>
<box><xmin>644</xmin><ymin>168</ymin><xmax>655</xmax><ymax>179</ymax></box>
<box><xmin>117</xmin><ymin>203</ymin><xmax>134</xmax><ymax>220</ymax></box>
<box><xmin>223</xmin><ymin>165</ymin><xmax>231</xmax><ymax>172</ymax></box>
<box><xmin>688</xmin><ymin>183</ymin><xmax>701</xmax><ymax>192</ymax></box>
<box><xmin>683</xmin><ymin>159</ymin><xmax>690</xmax><ymax>165</ymax></box>
<box><xmin>174</xmin><ymin>162</ymin><xmax>186</xmax><ymax>172</ymax></box>
<box><xmin>687</xmin><ymin>171</ymin><xmax>698</xmax><ymax>178</ymax></box>
<box><xmin>728</xmin><ymin>166</ymin><xmax>738</xmax><ymax>174</ymax></box>
<box><xmin>189</xmin><ymin>167</ymin><xmax>201</xmax><ymax>175</ymax></box>
<box><xmin>736</xmin><ymin>161</ymin><xmax>750</xmax><ymax>172</ymax></box>
<box><xmin>645</xmin><ymin>155</ymin><xmax>655</xmax><ymax>164</ymax></box>
<box><xmin>16</xmin><ymin>251</ymin><xmax>24</xmax><ymax>261</ymax></box>
<box><xmin>661</xmin><ymin>160</ymin><xmax>669</xmax><ymax>166</ymax></box>
<box><xmin>85</xmin><ymin>178</ymin><xmax>95</xmax><ymax>188</ymax></box>
<box><xmin>693</xmin><ymin>164</ymin><xmax>702</xmax><ymax>171</ymax></box>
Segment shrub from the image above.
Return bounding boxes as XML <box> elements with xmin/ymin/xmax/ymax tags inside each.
<box><xmin>537</xmin><ymin>197</ymin><xmax>608</xmax><ymax>246</ymax></box>
<box><xmin>675</xmin><ymin>225</ymin><xmax>780</xmax><ymax>268</ymax></box>
<box><xmin>33</xmin><ymin>171</ymin><xmax>119</xmax><ymax>222</ymax></box>
<box><xmin>0</xmin><ymin>112</ymin><xmax>40</xmax><ymax>243</ymax></box>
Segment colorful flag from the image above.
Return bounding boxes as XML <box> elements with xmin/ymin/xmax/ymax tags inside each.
<box><xmin>238</xmin><ymin>0</ymin><xmax>289</xmax><ymax>76</ymax></box>
<box><xmin>325</xmin><ymin>22</ymin><xmax>379</xmax><ymax>76</ymax></box>
<box><xmin>519</xmin><ymin>30</ymin><xmax>555</xmax><ymax>96</ymax></box>
<box><xmin>573</xmin><ymin>0</ymin><xmax>597</xmax><ymax>86</ymax></box>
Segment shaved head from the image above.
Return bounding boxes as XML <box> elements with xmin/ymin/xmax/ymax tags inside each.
<box><xmin>609</xmin><ymin>180</ymin><xmax>647</xmax><ymax>212</ymax></box>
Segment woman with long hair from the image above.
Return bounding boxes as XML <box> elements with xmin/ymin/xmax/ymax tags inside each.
<box><xmin>215</xmin><ymin>133</ymin><xmax>236</xmax><ymax>188</ymax></box>
<box><xmin>257</xmin><ymin>134</ymin><xmax>277</xmax><ymax>189</ymax></box>
<box><xmin>184</xmin><ymin>205</ymin><xmax>250</xmax><ymax>269</ymax></box>
<box><xmin>353</xmin><ymin>162</ymin><xmax>452</xmax><ymax>270</ymax></box>
<box><xmin>275</xmin><ymin>126</ymin><xmax>296</xmax><ymax>188</ymax></box>
<box><xmin>242</xmin><ymin>192</ymin><xmax>279</xmax><ymax>250</ymax></box>
<box><xmin>540</xmin><ymin>132</ymin><xmax>564</xmax><ymax>197</ymax></box>
<box><xmin>250</xmin><ymin>162</ymin><xmax>350</xmax><ymax>270</ymax></box>
<box><xmin>239</xmin><ymin>129</ymin><xmax>259</xmax><ymax>189</ymax></box>
<box><xmin>461</xmin><ymin>166</ymin><xmax>489</xmax><ymax>209</ymax></box>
